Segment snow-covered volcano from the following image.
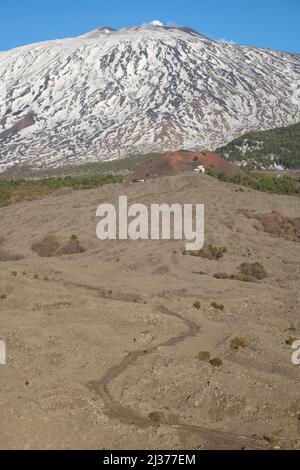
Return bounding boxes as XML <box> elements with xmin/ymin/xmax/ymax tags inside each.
<box><xmin>0</xmin><ymin>23</ymin><xmax>299</xmax><ymax>171</ymax></box>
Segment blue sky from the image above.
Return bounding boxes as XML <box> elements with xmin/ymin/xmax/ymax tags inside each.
<box><xmin>0</xmin><ymin>0</ymin><xmax>299</xmax><ymax>53</ymax></box>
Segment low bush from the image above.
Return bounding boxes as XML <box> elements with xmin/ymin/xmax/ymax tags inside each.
<box><xmin>198</xmin><ymin>351</ymin><xmax>211</xmax><ymax>362</ymax></box>
<box><xmin>55</xmin><ymin>237</ymin><xmax>86</xmax><ymax>256</ymax></box>
<box><xmin>239</xmin><ymin>262</ymin><xmax>268</xmax><ymax>280</ymax></box>
<box><xmin>32</xmin><ymin>234</ymin><xmax>86</xmax><ymax>257</ymax></box>
<box><xmin>210</xmin><ymin>357</ymin><xmax>223</xmax><ymax>367</ymax></box>
<box><xmin>31</xmin><ymin>234</ymin><xmax>60</xmax><ymax>258</ymax></box>
<box><xmin>214</xmin><ymin>273</ymin><xmax>230</xmax><ymax>279</ymax></box>
<box><xmin>230</xmin><ymin>336</ymin><xmax>251</xmax><ymax>350</ymax></box>
<box><xmin>192</xmin><ymin>244</ymin><xmax>228</xmax><ymax>260</ymax></box>
<box><xmin>148</xmin><ymin>411</ymin><xmax>167</xmax><ymax>424</ymax></box>
<box><xmin>211</xmin><ymin>302</ymin><xmax>225</xmax><ymax>311</ymax></box>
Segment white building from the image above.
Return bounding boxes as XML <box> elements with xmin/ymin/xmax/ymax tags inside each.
<box><xmin>194</xmin><ymin>165</ymin><xmax>206</xmax><ymax>174</ymax></box>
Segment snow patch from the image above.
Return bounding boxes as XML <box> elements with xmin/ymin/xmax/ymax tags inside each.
<box><xmin>150</xmin><ymin>20</ymin><xmax>164</xmax><ymax>27</ymax></box>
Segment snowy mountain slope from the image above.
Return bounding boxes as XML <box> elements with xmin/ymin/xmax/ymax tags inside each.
<box><xmin>0</xmin><ymin>23</ymin><xmax>300</xmax><ymax>171</ymax></box>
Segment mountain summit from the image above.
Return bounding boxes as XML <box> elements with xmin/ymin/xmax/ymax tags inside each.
<box><xmin>150</xmin><ymin>20</ymin><xmax>164</xmax><ymax>27</ymax></box>
<box><xmin>0</xmin><ymin>24</ymin><xmax>299</xmax><ymax>171</ymax></box>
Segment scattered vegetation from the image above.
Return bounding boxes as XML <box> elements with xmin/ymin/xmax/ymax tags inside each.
<box><xmin>214</xmin><ymin>262</ymin><xmax>268</xmax><ymax>283</ymax></box>
<box><xmin>197</xmin><ymin>351</ymin><xmax>211</xmax><ymax>362</ymax></box>
<box><xmin>55</xmin><ymin>237</ymin><xmax>86</xmax><ymax>256</ymax></box>
<box><xmin>31</xmin><ymin>234</ymin><xmax>60</xmax><ymax>258</ymax></box>
<box><xmin>210</xmin><ymin>357</ymin><xmax>223</xmax><ymax>368</ymax></box>
<box><xmin>263</xmin><ymin>434</ymin><xmax>278</xmax><ymax>445</ymax></box>
<box><xmin>32</xmin><ymin>234</ymin><xmax>86</xmax><ymax>257</ymax></box>
<box><xmin>0</xmin><ymin>153</ymin><xmax>158</xmax><ymax>180</ymax></box>
<box><xmin>239</xmin><ymin>262</ymin><xmax>268</xmax><ymax>281</ymax></box>
<box><xmin>0</xmin><ymin>294</ymin><xmax>7</xmax><ymax>300</ymax></box>
<box><xmin>207</xmin><ymin>171</ymin><xmax>300</xmax><ymax>195</ymax></box>
<box><xmin>193</xmin><ymin>301</ymin><xmax>201</xmax><ymax>310</ymax></box>
<box><xmin>191</xmin><ymin>244</ymin><xmax>228</xmax><ymax>260</ymax></box>
<box><xmin>148</xmin><ymin>411</ymin><xmax>167</xmax><ymax>424</ymax></box>
<box><xmin>230</xmin><ymin>336</ymin><xmax>251</xmax><ymax>351</ymax></box>
<box><xmin>214</xmin><ymin>273</ymin><xmax>230</xmax><ymax>280</ymax></box>
<box><xmin>258</xmin><ymin>211</ymin><xmax>300</xmax><ymax>242</ymax></box>
<box><xmin>230</xmin><ymin>273</ymin><xmax>257</xmax><ymax>283</ymax></box>
<box><xmin>211</xmin><ymin>302</ymin><xmax>224</xmax><ymax>311</ymax></box>
<box><xmin>0</xmin><ymin>174</ymin><xmax>123</xmax><ymax>206</ymax></box>
<box><xmin>286</xmin><ymin>336</ymin><xmax>297</xmax><ymax>346</ymax></box>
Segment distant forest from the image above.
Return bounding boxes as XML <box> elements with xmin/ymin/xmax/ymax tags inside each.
<box><xmin>217</xmin><ymin>122</ymin><xmax>300</xmax><ymax>170</ymax></box>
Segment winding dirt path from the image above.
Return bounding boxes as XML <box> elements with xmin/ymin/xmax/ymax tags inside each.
<box><xmin>87</xmin><ymin>303</ymin><xmax>267</xmax><ymax>450</ymax></box>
